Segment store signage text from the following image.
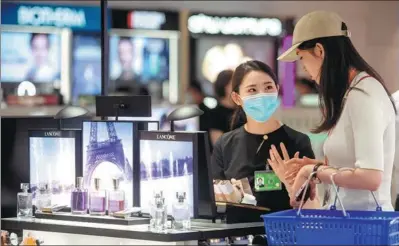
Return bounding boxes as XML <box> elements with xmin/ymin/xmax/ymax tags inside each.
<box><xmin>44</xmin><ymin>131</ymin><xmax>62</xmax><ymax>137</ymax></box>
<box><xmin>156</xmin><ymin>134</ymin><xmax>176</xmax><ymax>140</ymax></box>
<box><xmin>127</xmin><ymin>11</ymin><xmax>166</xmax><ymax>30</ymax></box>
<box><xmin>17</xmin><ymin>5</ymin><xmax>86</xmax><ymax>28</ymax></box>
<box><xmin>188</xmin><ymin>14</ymin><xmax>282</xmax><ymax>36</ymax></box>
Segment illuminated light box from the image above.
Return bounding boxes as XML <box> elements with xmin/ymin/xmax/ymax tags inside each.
<box><xmin>1</xmin><ymin>31</ymin><xmax>61</xmax><ymax>83</ymax></box>
<box><xmin>82</xmin><ymin>121</ymin><xmax>134</xmax><ymax>207</ymax></box>
<box><xmin>139</xmin><ymin>131</ymin><xmax>195</xmax><ymax>217</ymax></box>
<box><xmin>29</xmin><ymin>130</ymin><xmax>80</xmax><ymax>207</ymax></box>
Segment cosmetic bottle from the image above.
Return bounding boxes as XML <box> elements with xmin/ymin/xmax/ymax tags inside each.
<box><xmin>172</xmin><ymin>192</ymin><xmax>191</xmax><ymax>230</ymax></box>
<box><xmin>154</xmin><ymin>195</ymin><xmax>168</xmax><ymax>232</ymax></box>
<box><xmin>17</xmin><ymin>183</ymin><xmax>32</xmax><ymax>218</ymax></box>
<box><xmin>89</xmin><ymin>178</ymin><xmax>106</xmax><ymax>216</ymax></box>
<box><xmin>108</xmin><ymin>178</ymin><xmax>125</xmax><ymax>215</ymax></box>
<box><xmin>35</xmin><ymin>184</ymin><xmax>51</xmax><ymax>212</ymax></box>
<box><xmin>71</xmin><ymin>177</ymin><xmax>88</xmax><ymax>214</ymax></box>
<box><xmin>149</xmin><ymin>191</ymin><xmax>163</xmax><ymax>230</ymax></box>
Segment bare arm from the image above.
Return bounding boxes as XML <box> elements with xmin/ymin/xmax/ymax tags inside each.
<box><xmin>300</xmin><ymin>165</ymin><xmax>382</xmax><ymax>191</ymax></box>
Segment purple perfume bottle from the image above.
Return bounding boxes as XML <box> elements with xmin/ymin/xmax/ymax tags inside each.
<box><xmin>71</xmin><ymin>177</ymin><xmax>88</xmax><ymax>214</ymax></box>
<box><xmin>89</xmin><ymin>178</ymin><xmax>106</xmax><ymax>216</ymax></box>
<box><xmin>108</xmin><ymin>178</ymin><xmax>125</xmax><ymax>215</ymax></box>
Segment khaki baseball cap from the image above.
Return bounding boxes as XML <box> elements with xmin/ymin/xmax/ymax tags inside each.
<box><xmin>278</xmin><ymin>10</ymin><xmax>350</xmax><ymax>62</ymax></box>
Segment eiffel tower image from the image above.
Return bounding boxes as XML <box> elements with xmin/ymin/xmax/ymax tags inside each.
<box><xmin>83</xmin><ymin>122</ymin><xmax>133</xmax><ymax>186</ymax></box>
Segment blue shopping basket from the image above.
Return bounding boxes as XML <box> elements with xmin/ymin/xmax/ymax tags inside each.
<box><xmin>261</xmin><ymin>170</ymin><xmax>399</xmax><ymax>245</ymax></box>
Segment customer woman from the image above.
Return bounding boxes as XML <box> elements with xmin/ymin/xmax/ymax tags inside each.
<box><xmin>270</xmin><ymin>10</ymin><xmax>396</xmax><ymax>211</ymax></box>
<box><xmin>211</xmin><ymin>60</ymin><xmax>316</xmax><ymax>211</ymax></box>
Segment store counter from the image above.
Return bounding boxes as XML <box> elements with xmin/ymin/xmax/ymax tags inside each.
<box><xmin>1</xmin><ymin>217</ymin><xmax>265</xmax><ymax>245</ymax></box>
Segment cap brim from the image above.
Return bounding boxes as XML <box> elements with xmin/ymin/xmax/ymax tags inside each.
<box><xmin>277</xmin><ymin>42</ymin><xmax>302</xmax><ymax>62</ymax></box>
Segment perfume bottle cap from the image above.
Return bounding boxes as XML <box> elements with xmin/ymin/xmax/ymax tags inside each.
<box><xmin>20</xmin><ymin>183</ymin><xmax>29</xmax><ymax>191</ymax></box>
<box><xmin>38</xmin><ymin>183</ymin><xmax>49</xmax><ymax>193</ymax></box>
<box><xmin>76</xmin><ymin>177</ymin><xmax>84</xmax><ymax>188</ymax></box>
<box><xmin>112</xmin><ymin>178</ymin><xmax>120</xmax><ymax>190</ymax></box>
<box><xmin>176</xmin><ymin>191</ymin><xmax>186</xmax><ymax>202</ymax></box>
<box><xmin>94</xmin><ymin>178</ymin><xmax>101</xmax><ymax>189</ymax></box>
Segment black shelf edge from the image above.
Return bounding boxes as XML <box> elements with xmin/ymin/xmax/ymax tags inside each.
<box><xmin>34</xmin><ymin>212</ymin><xmax>149</xmax><ymax>226</ymax></box>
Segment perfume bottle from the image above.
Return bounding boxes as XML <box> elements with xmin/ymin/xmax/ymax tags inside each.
<box><xmin>154</xmin><ymin>194</ymin><xmax>168</xmax><ymax>232</ymax></box>
<box><xmin>17</xmin><ymin>183</ymin><xmax>32</xmax><ymax>218</ymax></box>
<box><xmin>89</xmin><ymin>178</ymin><xmax>106</xmax><ymax>216</ymax></box>
<box><xmin>35</xmin><ymin>184</ymin><xmax>51</xmax><ymax>212</ymax></box>
<box><xmin>71</xmin><ymin>177</ymin><xmax>88</xmax><ymax>214</ymax></box>
<box><xmin>149</xmin><ymin>191</ymin><xmax>163</xmax><ymax>230</ymax></box>
<box><xmin>172</xmin><ymin>192</ymin><xmax>191</xmax><ymax>230</ymax></box>
<box><xmin>108</xmin><ymin>178</ymin><xmax>125</xmax><ymax>215</ymax></box>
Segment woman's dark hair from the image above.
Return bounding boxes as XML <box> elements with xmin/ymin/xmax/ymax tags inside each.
<box><xmin>230</xmin><ymin>60</ymin><xmax>279</xmax><ymax>130</ymax></box>
<box><xmin>298</xmin><ymin>22</ymin><xmax>396</xmax><ymax>133</ymax></box>
<box><xmin>214</xmin><ymin>69</ymin><xmax>234</xmax><ymax>98</ymax></box>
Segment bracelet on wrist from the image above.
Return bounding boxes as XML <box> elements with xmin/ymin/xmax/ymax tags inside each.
<box><xmin>312</xmin><ymin>163</ymin><xmax>324</xmax><ymax>184</ymax></box>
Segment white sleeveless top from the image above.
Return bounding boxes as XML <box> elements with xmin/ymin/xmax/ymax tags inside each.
<box><xmin>323</xmin><ymin>72</ymin><xmax>396</xmax><ymax>211</ymax></box>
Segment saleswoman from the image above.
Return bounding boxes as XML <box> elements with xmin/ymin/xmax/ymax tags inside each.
<box><xmin>274</xmin><ymin>10</ymin><xmax>396</xmax><ymax>211</ymax></box>
<box><xmin>211</xmin><ymin>60</ymin><xmax>315</xmax><ymax>211</ymax></box>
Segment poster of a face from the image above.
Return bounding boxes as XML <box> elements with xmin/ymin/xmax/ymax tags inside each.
<box><xmin>72</xmin><ymin>34</ymin><xmax>102</xmax><ymax>102</ymax></box>
<box><xmin>139</xmin><ymin>138</ymin><xmax>194</xmax><ymax>216</ymax></box>
<box><xmin>82</xmin><ymin>121</ymin><xmax>134</xmax><ymax>207</ymax></box>
<box><xmin>1</xmin><ymin>31</ymin><xmax>61</xmax><ymax>83</ymax></box>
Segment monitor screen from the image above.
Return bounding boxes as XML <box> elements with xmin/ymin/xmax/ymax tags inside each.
<box><xmin>194</xmin><ymin>36</ymin><xmax>275</xmax><ymax>96</ymax></box>
<box><xmin>82</xmin><ymin>121</ymin><xmax>134</xmax><ymax>207</ymax></box>
<box><xmin>139</xmin><ymin>131</ymin><xmax>195</xmax><ymax>217</ymax></box>
<box><xmin>109</xmin><ymin>35</ymin><xmax>170</xmax><ymax>92</ymax></box>
<box><xmin>72</xmin><ymin>34</ymin><xmax>102</xmax><ymax>102</ymax></box>
<box><xmin>1</xmin><ymin>31</ymin><xmax>61</xmax><ymax>83</ymax></box>
<box><xmin>29</xmin><ymin>130</ymin><xmax>76</xmax><ymax>207</ymax></box>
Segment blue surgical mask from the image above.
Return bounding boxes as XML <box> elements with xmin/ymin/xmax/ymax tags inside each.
<box><xmin>241</xmin><ymin>93</ymin><xmax>280</xmax><ymax>122</ymax></box>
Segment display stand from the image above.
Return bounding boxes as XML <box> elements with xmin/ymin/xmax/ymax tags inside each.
<box><xmin>34</xmin><ymin>212</ymin><xmax>149</xmax><ymax>226</ymax></box>
<box><xmin>215</xmin><ymin>203</ymin><xmax>270</xmax><ymax>224</ymax></box>
<box><xmin>2</xmin><ymin>217</ymin><xmax>265</xmax><ymax>245</ymax></box>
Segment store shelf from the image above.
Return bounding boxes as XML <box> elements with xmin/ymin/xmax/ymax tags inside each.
<box><xmin>2</xmin><ymin>217</ymin><xmax>264</xmax><ymax>243</ymax></box>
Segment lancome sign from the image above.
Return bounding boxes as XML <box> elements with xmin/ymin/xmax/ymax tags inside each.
<box><xmin>156</xmin><ymin>134</ymin><xmax>176</xmax><ymax>140</ymax></box>
<box><xmin>44</xmin><ymin>131</ymin><xmax>62</xmax><ymax>137</ymax></box>
<box><xmin>188</xmin><ymin>13</ymin><xmax>282</xmax><ymax>36</ymax></box>
<box><xmin>1</xmin><ymin>3</ymin><xmax>102</xmax><ymax>31</ymax></box>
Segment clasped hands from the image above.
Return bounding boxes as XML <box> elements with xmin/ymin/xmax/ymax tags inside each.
<box><xmin>267</xmin><ymin>143</ymin><xmax>323</xmax><ymax>207</ymax></box>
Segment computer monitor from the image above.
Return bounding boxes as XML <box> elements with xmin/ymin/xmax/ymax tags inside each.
<box><xmin>28</xmin><ymin>129</ymin><xmax>81</xmax><ymax>207</ymax></box>
<box><xmin>82</xmin><ymin>120</ymin><xmax>135</xmax><ymax>207</ymax></box>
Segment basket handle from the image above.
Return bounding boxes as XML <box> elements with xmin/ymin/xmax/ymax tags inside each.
<box><xmin>296</xmin><ymin>171</ymin><xmax>317</xmax><ymax>216</ymax></box>
<box><xmin>329</xmin><ymin>167</ymin><xmax>382</xmax><ymax>217</ymax></box>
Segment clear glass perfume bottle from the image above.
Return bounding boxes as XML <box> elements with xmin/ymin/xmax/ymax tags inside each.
<box><xmin>89</xmin><ymin>178</ymin><xmax>106</xmax><ymax>216</ymax></box>
<box><xmin>172</xmin><ymin>192</ymin><xmax>191</xmax><ymax>230</ymax></box>
<box><xmin>71</xmin><ymin>177</ymin><xmax>88</xmax><ymax>214</ymax></box>
<box><xmin>149</xmin><ymin>191</ymin><xmax>163</xmax><ymax>230</ymax></box>
<box><xmin>35</xmin><ymin>183</ymin><xmax>51</xmax><ymax>212</ymax></box>
<box><xmin>154</xmin><ymin>195</ymin><xmax>168</xmax><ymax>232</ymax></box>
<box><xmin>108</xmin><ymin>178</ymin><xmax>125</xmax><ymax>215</ymax></box>
<box><xmin>17</xmin><ymin>183</ymin><xmax>32</xmax><ymax>218</ymax></box>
